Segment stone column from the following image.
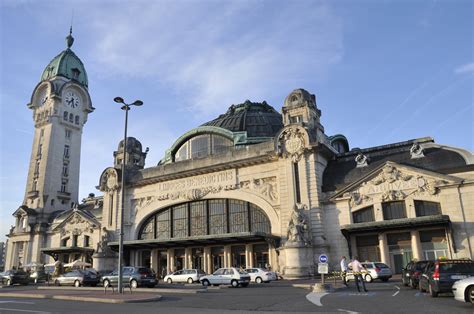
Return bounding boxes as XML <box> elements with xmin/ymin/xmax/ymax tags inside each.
<box><xmin>5</xmin><ymin>241</ymin><xmax>16</xmax><ymax>270</ymax></box>
<box><xmin>185</xmin><ymin>248</ymin><xmax>192</xmax><ymax>269</ymax></box>
<box><xmin>411</xmin><ymin>230</ymin><xmax>422</xmax><ymax>260</ymax></box>
<box><xmin>245</xmin><ymin>244</ymin><xmax>253</xmax><ymax>268</ymax></box>
<box><xmin>350</xmin><ymin>236</ymin><xmax>358</xmax><ymax>258</ymax></box>
<box><xmin>203</xmin><ymin>247</ymin><xmax>210</xmax><ymax>274</ymax></box>
<box><xmin>378</xmin><ymin>233</ymin><xmax>389</xmax><ymax>265</ymax></box>
<box><xmin>150</xmin><ymin>249</ymin><xmax>158</xmax><ymax>273</ymax></box>
<box><xmin>167</xmin><ymin>249</ymin><xmax>175</xmax><ymax>272</ymax></box>
<box><xmin>224</xmin><ymin>245</ymin><xmax>232</xmax><ymax>267</ymax></box>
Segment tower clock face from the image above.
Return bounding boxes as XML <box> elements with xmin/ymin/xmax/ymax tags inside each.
<box><xmin>64</xmin><ymin>91</ymin><xmax>81</xmax><ymax>108</ymax></box>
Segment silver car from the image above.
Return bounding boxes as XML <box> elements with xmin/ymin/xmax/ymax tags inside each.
<box><xmin>54</xmin><ymin>270</ymin><xmax>99</xmax><ymax>287</ymax></box>
<box><xmin>164</xmin><ymin>269</ymin><xmax>206</xmax><ymax>284</ymax></box>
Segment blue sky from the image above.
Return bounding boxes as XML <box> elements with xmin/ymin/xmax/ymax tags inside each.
<box><xmin>0</xmin><ymin>0</ymin><xmax>472</xmax><ymax>242</ymax></box>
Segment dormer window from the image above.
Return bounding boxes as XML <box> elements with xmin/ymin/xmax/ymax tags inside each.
<box><xmin>71</xmin><ymin>68</ymin><xmax>81</xmax><ymax>80</ymax></box>
<box><xmin>289</xmin><ymin>115</ymin><xmax>303</xmax><ymax>123</ymax></box>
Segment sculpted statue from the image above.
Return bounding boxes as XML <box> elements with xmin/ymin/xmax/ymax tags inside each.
<box><xmin>286</xmin><ymin>203</ymin><xmax>311</xmax><ymax>246</ymax></box>
<box><xmin>97</xmin><ymin>227</ymin><xmax>111</xmax><ymax>254</ymax></box>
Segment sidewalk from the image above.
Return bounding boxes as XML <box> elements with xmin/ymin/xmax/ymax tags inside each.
<box><xmin>0</xmin><ymin>288</ymin><xmax>162</xmax><ymax>304</ymax></box>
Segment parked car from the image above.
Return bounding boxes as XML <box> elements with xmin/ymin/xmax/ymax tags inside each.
<box><xmin>101</xmin><ymin>266</ymin><xmax>157</xmax><ymax>288</ymax></box>
<box><xmin>29</xmin><ymin>270</ymin><xmax>49</xmax><ymax>284</ymax></box>
<box><xmin>452</xmin><ymin>276</ymin><xmax>474</xmax><ymax>304</ymax></box>
<box><xmin>244</xmin><ymin>268</ymin><xmax>277</xmax><ymax>283</ymax></box>
<box><xmin>346</xmin><ymin>262</ymin><xmax>392</xmax><ymax>283</ymax></box>
<box><xmin>402</xmin><ymin>260</ymin><xmax>429</xmax><ymax>288</ymax></box>
<box><xmin>0</xmin><ymin>270</ymin><xmax>30</xmax><ymax>286</ymax></box>
<box><xmin>164</xmin><ymin>269</ymin><xmax>206</xmax><ymax>284</ymax></box>
<box><xmin>418</xmin><ymin>259</ymin><xmax>474</xmax><ymax>297</ymax></box>
<box><xmin>54</xmin><ymin>270</ymin><xmax>99</xmax><ymax>287</ymax></box>
<box><xmin>199</xmin><ymin>267</ymin><xmax>250</xmax><ymax>287</ymax></box>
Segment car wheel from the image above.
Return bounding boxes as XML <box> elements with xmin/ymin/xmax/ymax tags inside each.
<box><xmin>231</xmin><ymin>280</ymin><xmax>238</xmax><ymax>288</ymax></box>
<box><xmin>103</xmin><ymin>279</ymin><xmax>110</xmax><ymax>288</ymax></box>
<box><xmin>130</xmin><ymin>279</ymin><xmax>138</xmax><ymax>289</ymax></box>
<box><xmin>429</xmin><ymin>283</ymin><xmax>438</xmax><ymax>297</ymax></box>
<box><xmin>54</xmin><ymin>280</ymin><xmax>60</xmax><ymax>286</ymax></box>
<box><xmin>167</xmin><ymin>278</ymin><xmax>172</xmax><ymax>284</ymax></box>
<box><xmin>187</xmin><ymin>278</ymin><xmax>193</xmax><ymax>284</ymax></box>
<box><xmin>364</xmin><ymin>274</ymin><xmax>373</xmax><ymax>283</ymax></box>
<box><xmin>467</xmin><ymin>285</ymin><xmax>474</xmax><ymax>304</ymax></box>
<box><xmin>6</xmin><ymin>279</ymin><xmax>11</xmax><ymax>286</ymax></box>
<box><xmin>74</xmin><ymin>280</ymin><xmax>81</xmax><ymax>288</ymax></box>
<box><xmin>256</xmin><ymin>277</ymin><xmax>263</xmax><ymax>284</ymax></box>
<box><xmin>201</xmin><ymin>280</ymin><xmax>210</xmax><ymax>287</ymax></box>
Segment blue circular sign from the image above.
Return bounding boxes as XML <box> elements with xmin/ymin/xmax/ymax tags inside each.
<box><xmin>319</xmin><ymin>254</ymin><xmax>328</xmax><ymax>263</ymax></box>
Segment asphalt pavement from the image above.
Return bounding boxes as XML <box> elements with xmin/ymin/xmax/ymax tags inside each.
<box><xmin>0</xmin><ymin>279</ymin><xmax>472</xmax><ymax>313</ymax></box>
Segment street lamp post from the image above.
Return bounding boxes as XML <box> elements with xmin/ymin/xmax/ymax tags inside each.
<box><xmin>113</xmin><ymin>96</ymin><xmax>143</xmax><ymax>293</ymax></box>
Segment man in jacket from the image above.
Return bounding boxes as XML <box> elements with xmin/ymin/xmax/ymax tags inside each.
<box><xmin>349</xmin><ymin>256</ymin><xmax>368</xmax><ymax>292</ymax></box>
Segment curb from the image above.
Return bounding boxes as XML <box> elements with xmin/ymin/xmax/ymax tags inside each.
<box><xmin>38</xmin><ymin>286</ymin><xmax>206</xmax><ymax>294</ymax></box>
<box><xmin>0</xmin><ymin>292</ymin><xmax>162</xmax><ymax>304</ymax></box>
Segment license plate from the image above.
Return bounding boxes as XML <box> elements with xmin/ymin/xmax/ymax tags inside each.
<box><xmin>451</xmin><ymin>275</ymin><xmax>467</xmax><ymax>280</ymax></box>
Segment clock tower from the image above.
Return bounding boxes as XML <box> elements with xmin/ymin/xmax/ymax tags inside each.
<box><xmin>24</xmin><ymin>29</ymin><xmax>94</xmax><ymax>213</ymax></box>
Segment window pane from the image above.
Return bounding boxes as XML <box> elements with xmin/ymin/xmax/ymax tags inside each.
<box><xmin>173</xmin><ymin>204</ymin><xmax>188</xmax><ymax>238</ymax></box>
<box><xmin>212</xmin><ymin>135</ymin><xmax>232</xmax><ymax>154</ymax></box>
<box><xmin>249</xmin><ymin>204</ymin><xmax>270</xmax><ymax>233</ymax></box>
<box><xmin>209</xmin><ymin>200</ymin><xmax>226</xmax><ymax>235</ymax></box>
<box><xmin>229</xmin><ymin>200</ymin><xmax>248</xmax><ymax>233</ymax></box>
<box><xmin>140</xmin><ymin>218</ymin><xmax>154</xmax><ymax>240</ymax></box>
<box><xmin>382</xmin><ymin>201</ymin><xmax>406</xmax><ymax>220</ymax></box>
<box><xmin>175</xmin><ymin>142</ymin><xmax>188</xmax><ymax>162</ymax></box>
<box><xmin>190</xmin><ymin>201</ymin><xmax>207</xmax><ymax>236</ymax></box>
<box><xmin>414</xmin><ymin>201</ymin><xmax>441</xmax><ymax>217</ymax></box>
<box><xmin>352</xmin><ymin>206</ymin><xmax>375</xmax><ymax>223</ymax></box>
<box><xmin>156</xmin><ymin>210</ymin><xmax>170</xmax><ymax>239</ymax></box>
<box><xmin>191</xmin><ymin>135</ymin><xmax>209</xmax><ymax>159</ymax></box>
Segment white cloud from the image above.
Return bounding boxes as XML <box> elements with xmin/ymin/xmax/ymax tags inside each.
<box><xmin>455</xmin><ymin>62</ymin><xmax>474</xmax><ymax>74</ymax></box>
<box><xmin>80</xmin><ymin>1</ymin><xmax>343</xmax><ymax>116</ymax></box>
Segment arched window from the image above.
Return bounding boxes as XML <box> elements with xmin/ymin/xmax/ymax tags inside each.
<box><xmin>138</xmin><ymin>199</ymin><xmax>271</xmax><ymax>240</ymax></box>
<box><xmin>69</xmin><ymin>113</ymin><xmax>74</xmax><ymax>123</ymax></box>
<box><xmin>174</xmin><ymin>134</ymin><xmax>233</xmax><ymax>162</ymax></box>
<box><xmin>75</xmin><ymin>115</ymin><xmax>80</xmax><ymax>125</ymax></box>
<box><xmin>63</xmin><ymin>111</ymin><xmax>68</xmax><ymax>120</ymax></box>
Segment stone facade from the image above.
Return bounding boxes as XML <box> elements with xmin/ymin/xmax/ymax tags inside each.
<box><xmin>5</xmin><ymin>34</ymin><xmax>474</xmax><ymax>278</ymax></box>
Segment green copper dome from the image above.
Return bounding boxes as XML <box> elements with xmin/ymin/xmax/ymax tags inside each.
<box><xmin>40</xmin><ymin>30</ymin><xmax>88</xmax><ymax>87</ymax></box>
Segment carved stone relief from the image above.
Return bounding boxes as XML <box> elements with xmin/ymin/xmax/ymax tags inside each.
<box><xmin>100</xmin><ymin>168</ymin><xmax>119</xmax><ymax>192</ymax></box>
<box><xmin>343</xmin><ymin>164</ymin><xmax>448</xmax><ymax>206</ymax></box>
<box><xmin>279</xmin><ymin>127</ymin><xmax>308</xmax><ymax>162</ymax></box>
<box><xmin>410</xmin><ymin>143</ymin><xmax>425</xmax><ymax>159</ymax></box>
<box><xmin>60</xmin><ymin>213</ymin><xmax>95</xmax><ymax>237</ymax></box>
<box><xmin>240</xmin><ymin>176</ymin><xmax>278</xmax><ymax>201</ymax></box>
<box><xmin>286</xmin><ymin>203</ymin><xmax>312</xmax><ymax>246</ymax></box>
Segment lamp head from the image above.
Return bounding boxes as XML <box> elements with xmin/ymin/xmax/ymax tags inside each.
<box><xmin>114</xmin><ymin>97</ymin><xmax>124</xmax><ymax>104</ymax></box>
<box><xmin>131</xmin><ymin>100</ymin><xmax>143</xmax><ymax>107</ymax></box>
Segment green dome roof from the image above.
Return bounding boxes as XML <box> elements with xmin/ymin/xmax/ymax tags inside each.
<box><xmin>40</xmin><ymin>30</ymin><xmax>88</xmax><ymax>87</ymax></box>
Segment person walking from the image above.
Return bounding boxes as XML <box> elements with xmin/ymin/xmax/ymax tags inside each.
<box><xmin>349</xmin><ymin>256</ymin><xmax>368</xmax><ymax>292</ymax></box>
<box><xmin>340</xmin><ymin>256</ymin><xmax>348</xmax><ymax>286</ymax></box>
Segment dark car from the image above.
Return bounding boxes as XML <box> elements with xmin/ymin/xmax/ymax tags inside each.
<box><xmin>54</xmin><ymin>270</ymin><xmax>100</xmax><ymax>287</ymax></box>
<box><xmin>418</xmin><ymin>259</ymin><xmax>474</xmax><ymax>297</ymax></box>
<box><xmin>0</xmin><ymin>270</ymin><xmax>30</xmax><ymax>286</ymax></box>
<box><xmin>101</xmin><ymin>266</ymin><xmax>157</xmax><ymax>288</ymax></box>
<box><xmin>402</xmin><ymin>260</ymin><xmax>430</xmax><ymax>288</ymax></box>
<box><xmin>29</xmin><ymin>270</ymin><xmax>49</xmax><ymax>284</ymax></box>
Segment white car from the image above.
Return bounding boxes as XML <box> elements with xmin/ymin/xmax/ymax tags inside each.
<box><xmin>164</xmin><ymin>269</ymin><xmax>206</xmax><ymax>284</ymax></box>
<box><xmin>452</xmin><ymin>276</ymin><xmax>474</xmax><ymax>304</ymax></box>
<box><xmin>245</xmin><ymin>268</ymin><xmax>277</xmax><ymax>283</ymax></box>
<box><xmin>346</xmin><ymin>262</ymin><xmax>392</xmax><ymax>283</ymax></box>
<box><xmin>199</xmin><ymin>267</ymin><xmax>250</xmax><ymax>287</ymax></box>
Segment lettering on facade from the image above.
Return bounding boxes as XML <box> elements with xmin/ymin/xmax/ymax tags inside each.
<box><xmin>240</xmin><ymin>176</ymin><xmax>278</xmax><ymax>202</ymax></box>
<box><xmin>344</xmin><ymin>164</ymin><xmax>448</xmax><ymax>206</ymax></box>
<box><xmin>132</xmin><ymin>170</ymin><xmax>238</xmax><ymax>212</ymax></box>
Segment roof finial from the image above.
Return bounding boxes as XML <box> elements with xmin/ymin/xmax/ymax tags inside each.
<box><xmin>66</xmin><ymin>11</ymin><xmax>74</xmax><ymax>49</ymax></box>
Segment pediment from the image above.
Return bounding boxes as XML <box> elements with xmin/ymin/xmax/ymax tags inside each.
<box><xmin>12</xmin><ymin>206</ymin><xmax>37</xmax><ymax>217</ymax></box>
<box><xmin>330</xmin><ymin>161</ymin><xmax>461</xmax><ymax>206</ymax></box>
<box><xmin>52</xmin><ymin>210</ymin><xmax>99</xmax><ymax>236</ymax></box>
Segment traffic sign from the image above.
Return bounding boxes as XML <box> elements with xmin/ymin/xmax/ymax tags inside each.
<box><xmin>319</xmin><ymin>254</ymin><xmax>328</xmax><ymax>263</ymax></box>
<box><xmin>318</xmin><ymin>263</ymin><xmax>328</xmax><ymax>274</ymax></box>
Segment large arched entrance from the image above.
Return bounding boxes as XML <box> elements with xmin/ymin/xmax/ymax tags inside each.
<box><xmin>111</xmin><ymin>199</ymin><xmax>278</xmax><ymax>276</ymax></box>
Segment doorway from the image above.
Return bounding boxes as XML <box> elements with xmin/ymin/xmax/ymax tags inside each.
<box><xmin>211</xmin><ymin>246</ymin><xmax>224</xmax><ymax>271</ymax></box>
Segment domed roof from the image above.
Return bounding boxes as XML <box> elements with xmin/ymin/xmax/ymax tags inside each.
<box><xmin>40</xmin><ymin>30</ymin><xmax>88</xmax><ymax>87</ymax></box>
<box><xmin>283</xmin><ymin>88</ymin><xmax>316</xmax><ymax>109</ymax></box>
<box><xmin>202</xmin><ymin>100</ymin><xmax>283</xmax><ymax>138</ymax></box>
<box><xmin>117</xmin><ymin>137</ymin><xmax>143</xmax><ymax>153</ymax></box>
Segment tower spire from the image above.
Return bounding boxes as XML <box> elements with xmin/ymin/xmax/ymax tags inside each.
<box><xmin>66</xmin><ymin>26</ymin><xmax>74</xmax><ymax>49</ymax></box>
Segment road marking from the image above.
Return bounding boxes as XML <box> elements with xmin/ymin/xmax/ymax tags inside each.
<box><xmin>0</xmin><ymin>301</ymin><xmax>35</xmax><ymax>304</ymax></box>
<box><xmin>392</xmin><ymin>285</ymin><xmax>400</xmax><ymax>296</ymax></box>
<box><xmin>338</xmin><ymin>309</ymin><xmax>360</xmax><ymax>314</ymax></box>
<box><xmin>0</xmin><ymin>308</ymin><xmax>51</xmax><ymax>314</ymax></box>
<box><xmin>306</xmin><ymin>292</ymin><xmax>328</xmax><ymax>306</ymax></box>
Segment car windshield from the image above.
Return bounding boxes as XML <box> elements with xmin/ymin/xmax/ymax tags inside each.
<box><xmin>138</xmin><ymin>268</ymin><xmax>153</xmax><ymax>274</ymax></box>
<box><xmin>238</xmin><ymin>270</ymin><xmax>247</xmax><ymax>275</ymax></box>
<box><xmin>415</xmin><ymin>262</ymin><xmax>428</xmax><ymax>270</ymax></box>
<box><xmin>375</xmin><ymin>263</ymin><xmax>389</xmax><ymax>268</ymax></box>
<box><xmin>439</xmin><ymin>262</ymin><xmax>474</xmax><ymax>273</ymax></box>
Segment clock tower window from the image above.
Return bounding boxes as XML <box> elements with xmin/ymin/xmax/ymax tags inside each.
<box><xmin>63</xmin><ymin>111</ymin><xmax>68</xmax><ymax>120</ymax></box>
<box><xmin>69</xmin><ymin>113</ymin><xmax>74</xmax><ymax>123</ymax></box>
<box><xmin>64</xmin><ymin>145</ymin><xmax>70</xmax><ymax>158</ymax></box>
<box><xmin>65</xmin><ymin>129</ymin><xmax>71</xmax><ymax>139</ymax></box>
<box><xmin>75</xmin><ymin>115</ymin><xmax>79</xmax><ymax>125</ymax></box>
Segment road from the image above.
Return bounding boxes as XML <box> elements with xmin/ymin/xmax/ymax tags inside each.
<box><xmin>0</xmin><ymin>279</ymin><xmax>472</xmax><ymax>313</ymax></box>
